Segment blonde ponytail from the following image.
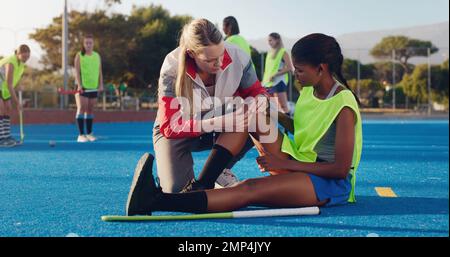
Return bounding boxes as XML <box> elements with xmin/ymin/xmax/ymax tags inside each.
<box><xmin>175</xmin><ymin>29</ymin><xmax>194</xmax><ymax>107</ymax></box>
<box><xmin>174</xmin><ymin>19</ymin><xmax>223</xmax><ymax>114</ymax></box>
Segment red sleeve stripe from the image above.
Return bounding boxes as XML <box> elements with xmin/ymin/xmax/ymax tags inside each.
<box><xmin>234</xmin><ymin>80</ymin><xmax>269</xmax><ymax>98</ymax></box>
<box><xmin>158</xmin><ymin>96</ymin><xmax>201</xmax><ymax>139</ymax></box>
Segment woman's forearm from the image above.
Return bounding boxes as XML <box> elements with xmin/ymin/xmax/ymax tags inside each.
<box><xmin>274</xmin><ymin>67</ymin><xmax>292</xmax><ymax>77</ymax></box>
<box><xmin>74</xmin><ymin>55</ymin><xmax>82</xmax><ymax>89</ymax></box>
<box><xmin>278</xmin><ymin>112</ymin><xmax>294</xmax><ymax>134</ymax></box>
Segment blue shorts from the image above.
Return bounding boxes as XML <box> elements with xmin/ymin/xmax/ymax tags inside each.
<box><xmin>308</xmin><ymin>173</ymin><xmax>352</xmax><ymax>207</ymax></box>
<box><xmin>266</xmin><ymin>81</ymin><xmax>288</xmax><ymax>94</ymax></box>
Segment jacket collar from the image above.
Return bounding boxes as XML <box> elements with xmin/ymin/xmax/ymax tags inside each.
<box><xmin>186</xmin><ymin>48</ymin><xmax>233</xmax><ymax>80</ymax></box>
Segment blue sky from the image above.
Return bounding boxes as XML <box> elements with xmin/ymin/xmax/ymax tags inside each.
<box><xmin>0</xmin><ymin>0</ymin><xmax>448</xmax><ymax>56</ymax></box>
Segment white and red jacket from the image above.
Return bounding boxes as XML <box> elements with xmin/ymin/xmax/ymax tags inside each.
<box><xmin>155</xmin><ymin>42</ymin><xmax>268</xmax><ymax>139</ymax></box>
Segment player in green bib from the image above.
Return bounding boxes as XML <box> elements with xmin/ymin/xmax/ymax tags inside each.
<box><xmin>223</xmin><ymin>16</ymin><xmax>257</xmax><ymax>73</ymax></box>
<box><xmin>74</xmin><ymin>34</ymin><xmax>104</xmax><ymax>143</ymax></box>
<box><xmin>262</xmin><ymin>33</ymin><xmax>294</xmax><ymax>115</ymax></box>
<box><xmin>125</xmin><ymin>33</ymin><xmax>364</xmax><ymax>216</ymax></box>
<box><xmin>223</xmin><ymin>16</ymin><xmax>252</xmax><ymax>56</ymax></box>
<box><xmin>0</xmin><ymin>45</ymin><xmax>30</xmax><ymax>147</ymax></box>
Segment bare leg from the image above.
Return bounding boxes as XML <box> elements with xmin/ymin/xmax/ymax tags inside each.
<box><xmin>0</xmin><ymin>100</ymin><xmax>5</xmax><ymax>116</ymax></box>
<box><xmin>86</xmin><ymin>98</ymin><xmax>97</xmax><ymax>135</ymax></box>
<box><xmin>274</xmin><ymin>92</ymin><xmax>290</xmax><ymax>114</ymax></box>
<box><xmin>4</xmin><ymin>100</ymin><xmax>12</xmax><ymax>116</ymax></box>
<box><xmin>87</xmin><ymin>98</ymin><xmax>97</xmax><ymax>116</ymax></box>
<box><xmin>206</xmin><ymin>172</ymin><xmax>327</xmax><ymax>212</ymax></box>
<box><xmin>76</xmin><ymin>96</ymin><xmax>88</xmax><ymax>136</ymax></box>
<box><xmin>250</xmin><ymin>104</ymin><xmax>291</xmax><ymax>174</ymax></box>
<box><xmin>214</xmin><ymin>132</ymin><xmax>249</xmax><ymax>156</ymax></box>
<box><xmin>79</xmin><ymin>96</ymin><xmax>88</xmax><ymax>115</ymax></box>
<box><xmin>75</xmin><ymin>93</ymin><xmax>81</xmax><ymax>115</ymax></box>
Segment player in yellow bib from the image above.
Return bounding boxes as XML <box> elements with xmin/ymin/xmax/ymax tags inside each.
<box><xmin>74</xmin><ymin>34</ymin><xmax>104</xmax><ymax>143</ymax></box>
<box><xmin>0</xmin><ymin>45</ymin><xmax>30</xmax><ymax>147</ymax></box>
<box><xmin>125</xmin><ymin>33</ymin><xmax>363</xmax><ymax>216</ymax></box>
<box><xmin>222</xmin><ymin>16</ymin><xmax>252</xmax><ymax>56</ymax></box>
<box><xmin>262</xmin><ymin>33</ymin><xmax>294</xmax><ymax>115</ymax></box>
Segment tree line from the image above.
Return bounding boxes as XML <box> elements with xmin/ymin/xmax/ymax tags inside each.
<box><xmin>21</xmin><ymin>3</ymin><xmax>448</xmax><ymax>110</ymax></box>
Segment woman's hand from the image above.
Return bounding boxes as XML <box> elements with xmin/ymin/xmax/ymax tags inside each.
<box><xmin>256</xmin><ymin>150</ymin><xmax>289</xmax><ymax>173</ymax></box>
<box><xmin>202</xmin><ymin>103</ymin><xmax>249</xmax><ymax>133</ymax></box>
<box><xmin>221</xmin><ymin>103</ymin><xmax>249</xmax><ymax>132</ymax></box>
<box><xmin>77</xmin><ymin>85</ymin><xmax>84</xmax><ymax>94</ymax></box>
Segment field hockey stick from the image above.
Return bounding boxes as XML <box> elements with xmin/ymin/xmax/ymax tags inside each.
<box><xmin>19</xmin><ymin>91</ymin><xmax>25</xmax><ymax>143</ymax></box>
<box><xmin>101</xmin><ymin>207</ymin><xmax>320</xmax><ymax>222</ymax></box>
<box><xmin>57</xmin><ymin>88</ymin><xmax>100</xmax><ymax>95</ymax></box>
<box><xmin>57</xmin><ymin>88</ymin><xmax>81</xmax><ymax>95</ymax></box>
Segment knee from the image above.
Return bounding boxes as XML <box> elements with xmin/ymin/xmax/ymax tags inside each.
<box><xmin>233</xmin><ymin>179</ymin><xmax>259</xmax><ymax>206</ymax></box>
<box><xmin>234</xmin><ymin>178</ymin><xmax>260</xmax><ymax>203</ymax></box>
<box><xmin>161</xmin><ymin>184</ymin><xmax>180</xmax><ymax>194</ymax></box>
<box><xmin>160</xmin><ymin>179</ymin><xmax>188</xmax><ymax>194</ymax></box>
<box><xmin>239</xmin><ymin>178</ymin><xmax>261</xmax><ymax>190</ymax></box>
<box><xmin>156</xmin><ymin>166</ymin><xmax>194</xmax><ymax>194</ymax></box>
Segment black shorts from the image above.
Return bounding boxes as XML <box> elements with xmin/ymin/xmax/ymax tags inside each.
<box><xmin>266</xmin><ymin>81</ymin><xmax>288</xmax><ymax>94</ymax></box>
<box><xmin>80</xmin><ymin>89</ymin><xmax>98</xmax><ymax>99</ymax></box>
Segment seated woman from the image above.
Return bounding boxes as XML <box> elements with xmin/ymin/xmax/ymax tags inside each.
<box><xmin>125</xmin><ymin>33</ymin><xmax>363</xmax><ymax>216</ymax></box>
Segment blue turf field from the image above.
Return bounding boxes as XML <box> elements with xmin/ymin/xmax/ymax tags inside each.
<box><xmin>0</xmin><ymin>119</ymin><xmax>448</xmax><ymax>237</ymax></box>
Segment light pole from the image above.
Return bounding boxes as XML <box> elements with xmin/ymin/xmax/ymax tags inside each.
<box><xmin>392</xmin><ymin>49</ymin><xmax>396</xmax><ymax>110</ymax></box>
<box><xmin>427</xmin><ymin>48</ymin><xmax>432</xmax><ymax>116</ymax></box>
<box><xmin>62</xmin><ymin>0</ymin><xmax>69</xmax><ymax>108</ymax></box>
<box><xmin>357</xmin><ymin>49</ymin><xmax>361</xmax><ymax>99</ymax></box>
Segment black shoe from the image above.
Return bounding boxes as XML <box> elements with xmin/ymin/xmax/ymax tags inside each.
<box><xmin>180</xmin><ymin>179</ymin><xmax>209</xmax><ymax>193</ymax></box>
<box><xmin>126</xmin><ymin>153</ymin><xmax>162</xmax><ymax>216</ymax></box>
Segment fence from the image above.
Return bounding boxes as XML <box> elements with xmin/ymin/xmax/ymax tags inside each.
<box><xmin>19</xmin><ymin>87</ymin><xmax>158</xmax><ymax>111</ymax></box>
<box><xmin>16</xmin><ymin>47</ymin><xmax>450</xmax><ymax>113</ymax></box>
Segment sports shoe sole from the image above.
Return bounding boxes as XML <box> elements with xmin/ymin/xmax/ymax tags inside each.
<box><xmin>126</xmin><ymin>153</ymin><xmax>155</xmax><ymax>216</ymax></box>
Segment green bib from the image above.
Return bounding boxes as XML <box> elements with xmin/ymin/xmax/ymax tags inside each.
<box><xmin>0</xmin><ymin>55</ymin><xmax>25</xmax><ymax>99</ymax></box>
<box><xmin>79</xmin><ymin>51</ymin><xmax>101</xmax><ymax>90</ymax></box>
<box><xmin>226</xmin><ymin>35</ymin><xmax>252</xmax><ymax>56</ymax></box>
<box><xmin>262</xmin><ymin>48</ymin><xmax>289</xmax><ymax>87</ymax></box>
<box><xmin>281</xmin><ymin>86</ymin><xmax>363</xmax><ymax>203</ymax></box>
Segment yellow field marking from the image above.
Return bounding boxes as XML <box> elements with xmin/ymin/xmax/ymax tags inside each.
<box><xmin>375</xmin><ymin>187</ymin><xmax>398</xmax><ymax>198</ymax></box>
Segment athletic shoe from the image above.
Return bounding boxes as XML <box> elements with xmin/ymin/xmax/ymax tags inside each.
<box><xmin>215</xmin><ymin>169</ymin><xmax>239</xmax><ymax>189</ymax></box>
<box><xmin>126</xmin><ymin>153</ymin><xmax>163</xmax><ymax>216</ymax></box>
<box><xmin>4</xmin><ymin>137</ymin><xmax>20</xmax><ymax>146</ymax></box>
<box><xmin>180</xmin><ymin>179</ymin><xmax>209</xmax><ymax>193</ymax></box>
<box><xmin>77</xmin><ymin>135</ymin><xmax>89</xmax><ymax>143</ymax></box>
<box><xmin>0</xmin><ymin>138</ymin><xmax>16</xmax><ymax>148</ymax></box>
<box><xmin>4</xmin><ymin>136</ymin><xmax>17</xmax><ymax>142</ymax></box>
<box><xmin>86</xmin><ymin>134</ymin><xmax>97</xmax><ymax>142</ymax></box>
